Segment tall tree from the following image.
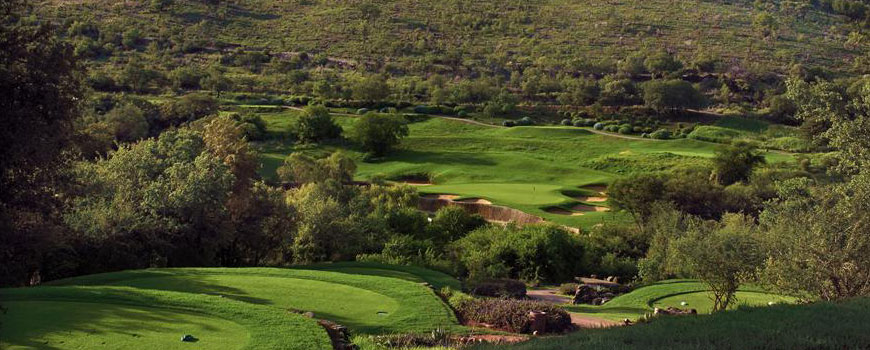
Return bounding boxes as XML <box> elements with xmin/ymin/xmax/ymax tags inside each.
<box><xmin>0</xmin><ymin>0</ymin><xmax>82</xmax><ymax>286</ymax></box>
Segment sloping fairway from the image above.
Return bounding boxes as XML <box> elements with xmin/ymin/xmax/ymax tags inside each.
<box><xmin>565</xmin><ymin>280</ymin><xmax>797</xmax><ymax>321</ymax></box>
<box><xmin>49</xmin><ymin>267</ymin><xmax>461</xmax><ymax>334</ymax></box>
<box><xmin>259</xmin><ymin>111</ymin><xmax>794</xmax><ymax>227</ymax></box>
<box><xmin>0</xmin><ymin>286</ymin><xmax>330</xmax><ymax>350</ymax></box>
<box><xmin>473</xmin><ymin>298</ymin><xmax>870</xmax><ymax>350</ymax></box>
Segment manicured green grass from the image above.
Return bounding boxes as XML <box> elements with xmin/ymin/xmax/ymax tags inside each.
<box><xmin>0</xmin><ymin>286</ymin><xmax>330</xmax><ymax>350</ymax></box>
<box><xmin>473</xmin><ymin>298</ymin><xmax>870</xmax><ymax>350</ymax></box>
<box><xmin>257</xmin><ymin>111</ymin><xmax>794</xmax><ymax>228</ymax></box>
<box><xmin>1</xmin><ymin>300</ymin><xmax>250</xmax><ymax>350</ymax></box>
<box><xmin>297</xmin><ymin>261</ymin><xmax>462</xmax><ymax>290</ymax></box>
<box><xmin>653</xmin><ymin>291</ymin><xmax>797</xmax><ymax>314</ymax></box>
<box><xmin>564</xmin><ymin>280</ymin><xmax>795</xmax><ymax>322</ymax></box>
<box><xmin>49</xmin><ymin>267</ymin><xmax>461</xmax><ymax>335</ymax></box>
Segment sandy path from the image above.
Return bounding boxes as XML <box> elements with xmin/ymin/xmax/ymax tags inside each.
<box><xmin>526</xmin><ymin>289</ymin><xmax>622</xmax><ymax>329</ymax></box>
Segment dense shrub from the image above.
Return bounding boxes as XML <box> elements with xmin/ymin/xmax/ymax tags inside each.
<box><xmin>356</xmin><ymin>108</ymin><xmax>369</xmax><ymax>115</ymax></box>
<box><xmin>453</xmin><ymin>225</ymin><xmax>585</xmax><ymax>283</ymax></box>
<box><xmin>349</xmin><ymin>113</ymin><xmax>409</xmax><ymax>156</ymax></box>
<box><xmin>467</xmin><ymin>279</ymin><xmax>527</xmax><ymax>299</ymax></box>
<box><xmin>454</xmin><ymin>298</ymin><xmax>572</xmax><ymax>334</ymax></box>
<box><xmin>593</xmin><ymin>122</ymin><xmax>605</xmax><ymax>130</ymax></box>
<box><xmin>650</xmin><ymin>129</ymin><xmax>672</xmax><ymax>139</ymax></box>
<box><xmin>618</xmin><ymin>125</ymin><xmax>633</xmax><ymax>134</ymax></box>
<box><xmin>292</xmin><ymin>105</ymin><xmax>342</xmax><ymax>143</ymax></box>
<box><xmin>560</xmin><ymin>119</ymin><xmax>572</xmax><ymax>126</ymax></box>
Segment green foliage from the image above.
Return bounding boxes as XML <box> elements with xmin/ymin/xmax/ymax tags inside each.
<box><xmin>159</xmin><ymin>93</ymin><xmax>218</xmax><ymax>126</ymax></box>
<box><xmin>712</xmin><ymin>142</ymin><xmax>766</xmax><ymax>186</ymax></box>
<box><xmin>350</xmin><ymin>113</ymin><xmax>409</xmax><ymax>156</ymax></box>
<box><xmin>452</xmin><ymin>224</ymin><xmax>584</xmax><ymax>283</ymax></box>
<box><xmin>760</xmin><ymin>177</ymin><xmax>870</xmax><ymax>300</ymax></box>
<box><xmin>291</xmin><ymin>105</ymin><xmax>342</xmax><ymax>143</ymax></box>
<box><xmin>454</xmin><ymin>298</ymin><xmax>572</xmax><ymax>333</ymax></box>
<box><xmin>426</xmin><ymin>206</ymin><xmax>486</xmax><ymax>247</ymax></box>
<box><xmin>1</xmin><ymin>0</ymin><xmax>82</xmax><ymax>286</ymax></box>
<box><xmin>642</xmin><ymin>79</ymin><xmax>704</xmax><ymax>111</ymax></box>
<box><xmin>668</xmin><ymin>214</ymin><xmax>765</xmax><ymax>312</ymax></box>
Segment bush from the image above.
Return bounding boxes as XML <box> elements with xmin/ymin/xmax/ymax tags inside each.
<box><xmin>453</xmin><ymin>225</ymin><xmax>585</xmax><ymax>283</ymax></box>
<box><xmin>560</xmin><ymin>119</ymin><xmax>572</xmax><ymax>126</ymax></box>
<box><xmin>516</xmin><ymin>117</ymin><xmax>534</xmax><ymax>126</ymax></box>
<box><xmin>593</xmin><ymin>122</ymin><xmax>605</xmax><ymax>130</ymax></box>
<box><xmin>503</xmin><ymin>120</ymin><xmax>516</xmax><ymax>127</ymax></box>
<box><xmin>292</xmin><ymin>105</ymin><xmax>342</xmax><ymax>143</ymax></box>
<box><xmin>454</xmin><ymin>299</ymin><xmax>572</xmax><ymax>334</ymax></box>
<box><xmin>618</xmin><ymin>126</ymin><xmax>632</xmax><ymax>134</ymax></box>
<box><xmin>467</xmin><ymin>279</ymin><xmax>527</xmax><ymax>299</ymax></box>
<box><xmin>457</xmin><ymin>110</ymin><xmax>468</xmax><ymax>118</ymax></box>
<box><xmin>357</xmin><ymin>108</ymin><xmax>369</xmax><ymax>115</ymax></box>
<box><xmin>605</xmin><ymin>125</ymin><xmax>620</xmax><ymax>132</ymax></box>
<box><xmin>650</xmin><ymin>129</ymin><xmax>672</xmax><ymax>139</ymax></box>
<box><xmin>350</xmin><ymin>113</ymin><xmax>409</xmax><ymax>156</ymax></box>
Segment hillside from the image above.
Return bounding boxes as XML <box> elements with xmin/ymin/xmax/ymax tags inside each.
<box><xmin>38</xmin><ymin>0</ymin><xmax>860</xmax><ymax>75</ymax></box>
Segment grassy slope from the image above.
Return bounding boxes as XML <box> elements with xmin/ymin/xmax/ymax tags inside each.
<box><xmin>258</xmin><ymin>110</ymin><xmax>794</xmax><ymax>227</ymax></box>
<box><xmin>474</xmin><ymin>298</ymin><xmax>870</xmax><ymax>350</ymax></box>
<box><xmin>297</xmin><ymin>261</ymin><xmax>462</xmax><ymax>290</ymax></box>
<box><xmin>47</xmin><ymin>267</ymin><xmax>461</xmax><ymax>335</ymax></box>
<box><xmin>39</xmin><ymin>0</ymin><xmax>859</xmax><ymax>73</ymax></box>
<box><xmin>0</xmin><ymin>286</ymin><xmax>330</xmax><ymax>350</ymax></box>
<box><xmin>564</xmin><ymin>280</ymin><xmax>796</xmax><ymax>322</ymax></box>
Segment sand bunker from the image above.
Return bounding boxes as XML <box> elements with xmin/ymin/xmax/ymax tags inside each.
<box><xmin>402</xmin><ymin>180</ymin><xmax>432</xmax><ymax>186</ymax></box>
<box><xmin>423</xmin><ymin>194</ymin><xmax>459</xmax><ymax>200</ymax></box>
<box><xmin>581</xmin><ymin>185</ymin><xmax>608</xmax><ymax>195</ymax></box>
<box><xmin>544</xmin><ymin>207</ymin><xmax>585</xmax><ymax>216</ymax></box>
<box><xmin>572</xmin><ymin>204</ymin><xmax>611</xmax><ymax>212</ymax></box>
<box><xmin>574</xmin><ymin>196</ymin><xmax>608</xmax><ymax>203</ymax></box>
<box><xmin>455</xmin><ymin>198</ymin><xmax>493</xmax><ymax>205</ymax></box>
<box><xmin>419</xmin><ymin>195</ymin><xmax>544</xmax><ymax>224</ymax></box>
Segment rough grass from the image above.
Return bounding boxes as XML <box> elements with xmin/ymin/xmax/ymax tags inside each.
<box><xmin>472</xmin><ymin>298</ymin><xmax>870</xmax><ymax>350</ymax></box>
<box><xmin>0</xmin><ymin>286</ymin><xmax>330</xmax><ymax>350</ymax></box>
<box><xmin>258</xmin><ymin>110</ymin><xmax>794</xmax><ymax>228</ymax></box>
<box><xmin>47</xmin><ymin>267</ymin><xmax>461</xmax><ymax>335</ymax></box>
<box><xmin>564</xmin><ymin>280</ymin><xmax>795</xmax><ymax>322</ymax></box>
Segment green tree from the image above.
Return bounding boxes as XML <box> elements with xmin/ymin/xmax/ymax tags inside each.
<box><xmin>159</xmin><ymin>93</ymin><xmax>218</xmax><ymax>127</ymax></box>
<box><xmin>105</xmin><ymin>103</ymin><xmax>149</xmax><ymax>142</ymax></box>
<box><xmin>426</xmin><ymin>206</ymin><xmax>486</xmax><ymax>247</ymax></box>
<box><xmin>453</xmin><ymin>224</ymin><xmax>585</xmax><ymax>283</ymax></box>
<box><xmin>291</xmin><ymin>105</ymin><xmax>342</xmax><ymax>143</ymax></box>
<box><xmin>277</xmin><ymin>152</ymin><xmax>356</xmax><ymax>184</ymax></box>
<box><xmin>1</xmin><ymin>0</ymin><xmax>82</xmax><ymax>286</ymax></box>
<box><xmin>760</xmin><ymin>178</ymin><xmax>870</xmax><ymax>300</ymax></box>
<box><xmin>669</xmin><ymin>214</ymin><xmax>765</xmax><ymax>312</ymax></box>
<box><xmin>351</xmin><ymin>75</ymin><xmax>391</xmax><ymax>102</ymax></box>
<box><xmin>642</xmin><ymin>79</ymin><xmax>704</xmax><ymax>112</ymax></box>
<box><xmin>644</xmin><ymin>51</ymin><xmax>684</xmax><ymax>78</ymax></box>
<box><xmin>350</xmin><ymin>113</ymin><xmax>409</xmax><ymax>156</ymax></box>
<box><xmin>201</xmin><ymin>66</ymin><xmax>232</xmax><ymax>98</ymax></box>
<box><xmin>712</xmin><ymin>142</ymin><xmax>766</xmax><ymax>186</ymax></box>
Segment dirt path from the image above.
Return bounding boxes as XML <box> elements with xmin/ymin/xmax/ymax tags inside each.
<box><xmin>527</xmin><ymin>289</ymin><xmax>622</xmax><ymax>329</ymax></box>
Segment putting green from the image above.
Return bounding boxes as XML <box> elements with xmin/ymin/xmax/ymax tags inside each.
<box><xmin>652</xmin><ymin>291</ymin><xmax>799</xmax><ymax>314</ymax></box>
<box><xmin>109</xmin><ymin>275</ymin><xmax>401</xmax><ymax>330</ymax></box>
<box><xmin>565</xmin><ymin>280</ymin><xmax>797</xmax><ymax>321</ymax></box>
<box><xmin>0</xmin><ymin>300</ymin><xmax>249</xmax><ymax>350</ymax></box>
<box><xmin>50</xmin><ymin>267</ymin><xmax>461</xmax><ymax>334</ymax></box>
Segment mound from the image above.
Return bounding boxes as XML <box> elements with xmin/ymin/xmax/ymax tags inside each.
<box><xmin>0</xmin><ymin>286</ymin><xmax>330</xmax><ymax>350</ymax></box>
